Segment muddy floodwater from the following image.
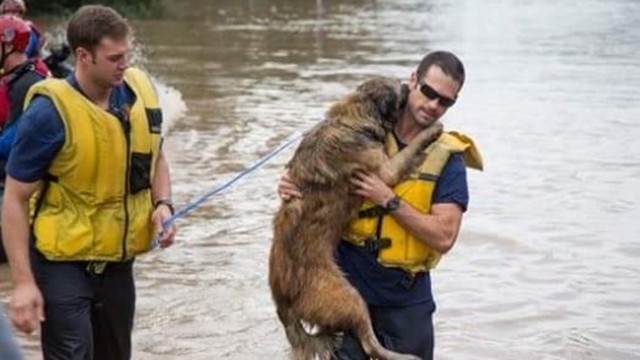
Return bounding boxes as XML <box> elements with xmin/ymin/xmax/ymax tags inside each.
<box><xmin>1</xmin><ymin>0</ymin><xmax>639</xmax><ymax>359</ymax></box>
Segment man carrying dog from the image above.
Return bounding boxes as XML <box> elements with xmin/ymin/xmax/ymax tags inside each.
<box><xmin>1</xmin><ymin>5</ymin><xmax>176</xmax><ymax>359</ymax></box>
<box><xmin>278</xmin><ymin>51</ymin><xmax>483</xmax><ymax>359</ymax></box>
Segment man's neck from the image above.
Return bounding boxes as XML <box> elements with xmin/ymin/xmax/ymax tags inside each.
<box><xmin>394</xmin><ymin>109</ymin><xmax>423</xmax><ymax>143</ymax></box>
<box><xmin>74</xmin><ymin>70</ymin><xmax>112</xmax><ymax>109</ymax></box>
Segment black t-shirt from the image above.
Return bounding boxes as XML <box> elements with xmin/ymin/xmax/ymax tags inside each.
<box><xmin>6</xmin><ymin>64</ymin><xmax>46</xmax><ymax>125</ymax></box>
<box><xmin>0</xmin><ymin>63</ymin><xmax>47</xmax><ymax>181</ymax></box>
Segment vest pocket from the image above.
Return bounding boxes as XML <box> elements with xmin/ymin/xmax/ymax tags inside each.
<box><xmin>130</xmin><ymin>152</ymin><xmax>152</xmax><ymax>194</ymax></box>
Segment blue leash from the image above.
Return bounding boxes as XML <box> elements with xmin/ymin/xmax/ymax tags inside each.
<box><xmin>152</xmin><ymin>132</ymin><xmax>302</xmax><ymax>249</ymax></box>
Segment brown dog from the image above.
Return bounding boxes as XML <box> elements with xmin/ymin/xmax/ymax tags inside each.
<box><xmin>269</xmin><ymin>77</ymin><xmax>442</xmax><ymax>360</ymax></box>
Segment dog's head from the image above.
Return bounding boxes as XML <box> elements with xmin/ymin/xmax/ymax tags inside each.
<box><xmin>356</xmin><ymin>77</ymin><xmax>404</xmax><ymax>130</ymax></box>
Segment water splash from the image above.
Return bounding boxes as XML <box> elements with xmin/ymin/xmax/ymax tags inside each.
<box><xmin>153</xmin><ymin>77</ymin><xmax>187</xmax><ymax>134</ymax></box>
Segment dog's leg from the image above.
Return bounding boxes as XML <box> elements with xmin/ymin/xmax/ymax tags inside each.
<box><xmin>378</xmin><ymin>121</ymin><xmax>443</xmax><ymax>185</ymax></box>
<box><xmin>294</xmin><ymin>272</ymin><xmax>420</xmax><ymax>360</ymax></box>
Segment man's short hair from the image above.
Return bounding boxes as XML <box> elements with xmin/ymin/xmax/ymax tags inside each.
<box><xmin>67</xmin><ymin>5</ymin><xmax>130</xmax><ymax>54</ymax></box>
<box><xmin>416</xmin><ymin>51</ymin><xmax>466</xmax><ymax>89</ymax></box>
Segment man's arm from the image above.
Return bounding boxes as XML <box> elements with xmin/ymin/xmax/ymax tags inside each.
<box><xmin>2</xmin><ymin>95</ymin><xmax>65</xmax><ymax>334</ymax></box>
<box><xmin>277</xmin><ymin>170</ymin><xmax>303</xmax><ymax>201</ymax></box>
<box><xmin>351</xmin><ymin>171</ymin><xmax>463</xmax><ymax>253</ymax></box>
<box><xmin>385</xmin><ymin>202</ymin><xmax>462</xmax><ymax>254</ymax></box>
<box><xmin>1</xmin><ymin>176</ymin><xmax>45</xmax><ymax>333</ymax></box>
<box><xmin>2</xmin><ymin>177</ymin><xmax>41</xmax><ymax>284</ymax></box>
<box><xmin>150</xmin><ymin>147</ymin><xmax>176</xmax><ymax>248</ymax></box>
<box><xmin>351</xmin><ymin>154</ymin><xmax>469</xmax><ymax>254</ymax></box>
<box><xmin>152</xmin><ymin>147</ymin><xmax>172</xmax><ymax>203</ymax></box>
<box><xmin>0</xmin><ymin>124</ymin><xmax>17</xmax><ymax>161</ymax></box>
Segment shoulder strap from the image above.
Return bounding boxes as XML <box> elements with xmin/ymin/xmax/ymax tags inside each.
<box><xmin>444</xmin><ymin>131</ymin><xmax>484</xmax><ymax>171</ymax></box>
<box><xmin>123</xmin><ymin>67</ymin><xmax>160</xmax><ymax>108</ymax></box>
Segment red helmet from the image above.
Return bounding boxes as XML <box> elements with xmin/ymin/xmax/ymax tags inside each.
<box><xmin>0</xmin><ymin>0</ymin><xmax>26</xmax><ymax>16</ymax></box>
<box><xmin>0</xmin><ymin>15</ymin><xmax>30</xmax><ymax>53</ymax></box>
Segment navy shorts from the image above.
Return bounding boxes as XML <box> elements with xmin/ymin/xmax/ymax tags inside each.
<box><xmin>32</xmin><ymin>249</ymin><xmax>136</xmax><ymax>360</ymax></box>
<box><xmin>334</xmin><ymin>301</ymin><xmax>436</xmax><ymax>360</ymax></box>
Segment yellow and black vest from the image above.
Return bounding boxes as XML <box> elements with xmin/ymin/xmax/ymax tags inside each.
<box><xmin>24</xmin><ymin>67</ymin><xmax>163</xmax><ymax>261</ymax></box>
<box><xmin>344</xmin><ymin>131</ymin><xmax>483</xmax><ymax>274</ymax></box>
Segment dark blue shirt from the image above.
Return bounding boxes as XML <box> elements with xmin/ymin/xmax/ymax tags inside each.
<box><xmin>6</xmin><ymin>76</ymin><xmax>136</xmax><ymax>182</ymax></box>
<box><xmin>337</xmin><ymin>136</ymin><xmax>469</xmax><ymax>307</ymax></box>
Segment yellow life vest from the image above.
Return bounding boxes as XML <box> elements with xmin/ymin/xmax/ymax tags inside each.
<box><xmin>344</xmin><ymin>131</ymin><xmax>483</xmax><ymax>274</ymax></box>
<box><xmin>24</xmin><ymin>67</ymin><xmax>163</xmax><ymax>261</ymax></box>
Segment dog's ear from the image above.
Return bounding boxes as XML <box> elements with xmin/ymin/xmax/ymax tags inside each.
<box><xmin>399</xmin><ymin>83</ymin><xmax>409</xmax><ymax>110</ymax></box>
<box><xmin>377</xmin><ymin>85</ymin><xmax>399</xmax><ymax>121</ymax></box>
<box><xmin>374</xmin><ymin>80</ymin><xmax>402</xmax><ymax>128</ymax></box>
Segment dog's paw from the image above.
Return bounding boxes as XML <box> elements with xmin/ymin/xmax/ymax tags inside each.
<box><xmin>300</xmin><ymin>319</ymin><xmax>321</xmax><ymax>336</ymax></box>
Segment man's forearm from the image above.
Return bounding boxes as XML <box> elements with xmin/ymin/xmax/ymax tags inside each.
<box><xmin>388</xmin><ymin>201</ymin><xmax>462</xmax><ymax>254</ymax></box>
<box><xmin>151</xmin><ymin>149</ymin><xmax>172</xmax><ymax>203</ymax></box>
<box><xmin>2</xmin><ymin>192</ymin><xmax>36</xmax><ymax>285</ymax></box>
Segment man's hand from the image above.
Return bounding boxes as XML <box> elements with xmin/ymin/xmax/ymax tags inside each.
<box><xmin>350</xmin><ymin>171</ymin><xmax>396</xmax><ymax>206</ymax></box>
<box><xmin>277</xmin><ymin>171</ymin><xmax>302</xmax><ymax>201</ymax></box>
<box><xmin>152</xmin><ymin>205</ymin><xmax>176</xmax><ymax>248</ymax></box>
<box><xmin>10</xmin><ymin>281</ymin><xmax>44</xmax><ymax>334</ymax></box>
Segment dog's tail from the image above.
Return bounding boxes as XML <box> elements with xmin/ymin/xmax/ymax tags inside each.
<box><xmin>285</xmin><ymin>319</ymin><xmax>340</xmax><ymax>360</ymax></box>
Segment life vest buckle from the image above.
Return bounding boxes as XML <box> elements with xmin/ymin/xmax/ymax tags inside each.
<box><xmin>358</xmin><ymin>206</ymin><xmax>386</xmax><ymax>218</ymax></box>
<box><xmin>364</xmin><ymin>237</ymin><xmax>391</xmax><ymax>253</ymax></box>
<box><xmin>86</xmin><ymin>262</ymin><xmax>107</xmax><ymax>275</ymax></box>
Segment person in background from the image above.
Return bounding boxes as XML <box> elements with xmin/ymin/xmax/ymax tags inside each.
<box><xmin>0</xmin><ymin>14</ymin><xmax>48</xmax><ymax>263</ymax></box>
<box><xmin>1</xmin><ymin>5</ymin><xmax>177</xmax><ymax>359</ymax></box>
<box><xmin>0</xmin><ymin>15</ymin><xmax>49</xmax><ymax>158</ymax></box>
<box><xmin>0</xmin><ymin>0</ymin><xmax>42</xmax><ymax>59</ymax></box>
<box><xmin>278</xmin><ymin>51</ymin><xmax>483</xmax><ymax>359</ymax></box>
<box><xmin>0</xmin><ymin>0</ymin><xmax>71</xmax><ymax>78</ymax></box>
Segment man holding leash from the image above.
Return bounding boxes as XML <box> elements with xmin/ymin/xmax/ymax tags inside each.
<box><xmin>1</xmin><ymin>5</ymin><xmax>176</xmax><ymax>359</ymax></box>
<box><xmin>279</xmin><ymin>51</ymin><xmax>483</xmax><ymax>359</ymax></box>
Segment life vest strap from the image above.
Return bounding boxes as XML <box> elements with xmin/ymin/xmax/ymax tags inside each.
<box><xmin>358</xmin><ymin>206</ymin><xmax>386</xmax><ymax>218</ymax></box>
<box><xmin>416</xmin><ymin>173</ymin><xmax>439</xmax><ymax>182</ymax></box>
<box><xmin>43</xmin><ymin>173</ymin><xmax>58</xmax><ymax>182</ymax></box>
<box><xmin>363</xmin><ymin>237</ymin><xmax>392</xmax><ymax>253</ymax></box>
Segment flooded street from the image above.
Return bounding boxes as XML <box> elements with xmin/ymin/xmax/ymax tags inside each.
<box><xmin>1</xmin><ymin>0</ymin><xmax>639</xmax><ymax>358</ymax></box>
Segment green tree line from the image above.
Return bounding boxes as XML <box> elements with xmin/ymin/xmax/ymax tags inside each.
<box><xmin>27</xmin><ymin>0</ymin><xmax>163</xmax><ymax>17</ymax></box>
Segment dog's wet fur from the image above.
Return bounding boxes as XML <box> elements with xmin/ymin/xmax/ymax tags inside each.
<box><xmin>269</xmin><ymin>77</ymin><xmax>443</xmax><ymax>360</ymax></box>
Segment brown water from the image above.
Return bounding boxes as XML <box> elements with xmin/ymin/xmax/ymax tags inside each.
<box><xmin>2</xmin><ymin>0</ymin><xmax>640</xmax><ymax>358</ymax></box>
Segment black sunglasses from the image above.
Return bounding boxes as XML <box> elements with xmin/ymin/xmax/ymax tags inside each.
<box><xmin>417</xmin><ymin>81</ymin><xmax>456</xmax><ymax>108</ymax></box>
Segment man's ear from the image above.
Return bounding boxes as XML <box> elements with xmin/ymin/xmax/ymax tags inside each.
<box><xmin>76</xmin><ymin>47</ymin><xmax>90</xmax><ymax>65</ymax></box>
<box><xmin>408</xmin><ymin>71</ymin><xmax>418</xmax><ymax>90</ymax></box>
